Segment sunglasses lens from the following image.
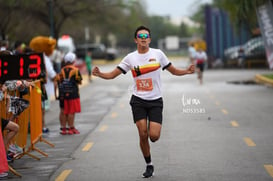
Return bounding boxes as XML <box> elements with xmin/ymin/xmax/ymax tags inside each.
<box><xmin>137</xmin><ymin>34</ymin><xmax>149</xmax><ymax>39</ymax></box>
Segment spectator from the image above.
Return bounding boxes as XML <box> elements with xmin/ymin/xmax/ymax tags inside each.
<box><xmin>13</xmin><ymin>41</ymin><xmax>26</xmax><ymax>55</ymax></box>
<box><xmin>0</xmin><ymin>40</ymin><xmax>9</xmax><ymax>51</ymax></box>
<box><xmin>29</xmin><ymin>36</ymin><xmax>57</xmax><ymax>133</ymax></box>
<box><xmin>57</xmin><ymin>52</ymin><xmax>82</xmax><ymax>135</ymax></box>
<box><xmin>85</xmin><ymin>51</ymin><xmax>93</xmax><ymax>82</ymax></box>
<box><xmin>188</xmin><ymin>42</ymin><xmax>196</xmax><ymax>64</ymax></box>
<box><xmin>0</xmin><ymin>79</ymin><xmax>34</xmax><ymax>161</ymax></box>
<box><xmin>0</xmin><ymin>126</ymin><xmax>9</xmax><ymax>178</ymax></box>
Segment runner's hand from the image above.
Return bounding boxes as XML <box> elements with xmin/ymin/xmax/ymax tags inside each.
<box><xmin>187</xmin><ymin>64</ymin><xmax>195</xmax><ymax>74</ymax></box>
<box><xmin>92</xmin><ymin>66</ymin><xmax>101</xmax><ymax>77</ymax></box>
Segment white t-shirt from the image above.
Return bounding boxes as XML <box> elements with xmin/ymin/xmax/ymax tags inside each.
<box><xmin>118</xmin><ymin>48</ymin><xmax>171</xmax><ymax>100</ymax></box>
<box><xmin>194</xmin><ymin>51</ymin><xmax>208</xmax><ymax>63</ymax></box>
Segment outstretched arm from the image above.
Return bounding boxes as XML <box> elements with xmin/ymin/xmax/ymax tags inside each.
<box><xmin>166</xmin><ymin>64</ymin><xmax>195</xmax><ymax>76</ymax></box>
<box><xmin>92</xmin><ymin>66</ymin><xmax>122</xmax><ymax>80</ymax></box>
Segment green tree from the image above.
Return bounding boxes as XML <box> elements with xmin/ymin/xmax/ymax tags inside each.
<box><xmin>0</xmin><ymin>0</ymin><xmax>21</xmax><ymax>40</ymax></box>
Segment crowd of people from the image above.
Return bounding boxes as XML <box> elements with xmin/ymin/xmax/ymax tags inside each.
<box><xmin>1</xmin><ymin>26</ymin><xmax>207</xmax><ymax>179</ymax></box>
<box><xmin>0</xmin><ymin>38</ymin><xmax>85</xmax><ymax>178</ymax></box>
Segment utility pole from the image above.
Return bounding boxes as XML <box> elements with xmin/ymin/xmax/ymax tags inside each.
<box><xmin>47</xmin><ymin>0</ymin><xmax>54</xmax><ymax>38</ymax></box>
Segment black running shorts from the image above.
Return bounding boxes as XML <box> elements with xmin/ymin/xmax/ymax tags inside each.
<box><xmin>129</xmin><ymin>95</ymin><xmax>163</xmax><ymax>124</ymax></box>
<box><xmin>1</xmin><ymin>118</ymin><xmax>9</xmax><ymax>132</ymax></box>
<box><xmin>197</xmin><ymin>63</ymin><xmax>204</xmax><ymax>72</ymax></box>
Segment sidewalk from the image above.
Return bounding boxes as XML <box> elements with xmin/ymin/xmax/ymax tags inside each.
<box><xmin>6</xmin><ymin>74</ymin><xmax>125</xmax><ymax>181</ymax></box>
<box><xmin>255</xmin><ymin>74</ymin><xmax>273</xmax><ymax>86</ymax></box>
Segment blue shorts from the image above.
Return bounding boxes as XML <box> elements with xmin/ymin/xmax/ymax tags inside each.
<box><xmin>129</xmin><ymin>95</ymin><xmax>163</xmax><ymax>124</ymax></box>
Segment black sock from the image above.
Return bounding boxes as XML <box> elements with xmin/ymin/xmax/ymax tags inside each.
<box><xmin>144</xmin><ymin>155</ymin><xmax>152</xmax><ymax>164</ymax></box>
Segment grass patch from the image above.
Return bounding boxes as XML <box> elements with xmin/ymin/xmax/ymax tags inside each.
<box><xmin>262</xmin><ymin>74</ymin><xmax>273</xmax><ymax>80</ymax></box>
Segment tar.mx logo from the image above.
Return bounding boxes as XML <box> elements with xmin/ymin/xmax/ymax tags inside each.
<box><xmin>181</xmin><ymin>94</ymin><xmax>206</xmax><ymax>114</ymax></box>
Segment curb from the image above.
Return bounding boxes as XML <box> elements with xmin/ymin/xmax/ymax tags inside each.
<box><xmin>255</xmin><ymin>74</ymin><xmax>273</xmax><ymax>86</ymax></box>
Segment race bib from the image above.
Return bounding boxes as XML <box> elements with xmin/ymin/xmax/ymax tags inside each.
<box><xmin>136</xmin><ymin>78</ymin><xmax>153</xmax><ymax>91</ymax></box>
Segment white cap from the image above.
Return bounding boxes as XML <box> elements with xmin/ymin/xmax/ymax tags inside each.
<box><xmin>64</xmin><ymin>52</ymin><xmax>76</xmax><ymax>63</ymax></box>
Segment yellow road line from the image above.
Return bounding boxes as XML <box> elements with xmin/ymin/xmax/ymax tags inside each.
<box><xmin>55</xmin><ymin>169</ymin><xmax>72</xmax><ymax>181</ymax></box>
<box><xmin>243</xmin><ymin>137</ymin><xmax>256</xmax><ymax>147</ymax></box>
<box><xmin>99</xmin><ymin>125</ymin><xmax>108</xmax><ymax>132</ymax></box>
<box><xmin>82</xmin><ymin>142</ymin><xmax>94</xmax><ymax>152</ymax></box>
<box><xmin>111</xmin><ymin>112</ymin><xmax>118</xmax><ymax>118</ymax></box>
<box><xmin>221</xmin><ymin>109</ymin><xmax>228</xmax><ymax>115</ymax></box>
<box><xmin>264</xmin><ymin>165</ymin><xmax>273</xmax><ymax>178</ymax></box>
<box><xmin>230</xmin><ymin>120</ymin><xmax>239</xmax><ymax>127</ymax></box>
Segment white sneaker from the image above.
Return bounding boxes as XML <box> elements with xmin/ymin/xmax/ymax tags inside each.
<box><xmin>9</xmin><ymin>144</ymin><xmax>23</xmax><ymax>154</ymax></box>
<box><xmin>0</xmin><ymin>172</ymin><xmax>8</xmax><ymax>178</ymax></box>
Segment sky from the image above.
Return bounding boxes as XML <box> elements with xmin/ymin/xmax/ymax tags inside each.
<box><xmin>145</xmin><ymin>0</ymin><xmax>213</xmax><ymax>24</ymax></box>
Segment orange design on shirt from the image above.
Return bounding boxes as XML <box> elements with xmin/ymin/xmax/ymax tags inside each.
<box><xmin>131</xmin><ymin>62</ymin><xmax>160</xmax><ymax>77</ymax></box>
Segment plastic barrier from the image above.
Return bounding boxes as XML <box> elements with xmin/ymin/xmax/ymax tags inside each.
<box><xmin>26</xmin><ymin>81</ymin><xmax>54</xmax><ymax>158</ymax></box>
<box><xmin>0</xmin><ymin>80</ymin><xmax>55</xmax><ymax>177</ymax></box>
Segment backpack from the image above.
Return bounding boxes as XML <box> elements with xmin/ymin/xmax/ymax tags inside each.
<box><xmin>59</xmin><ymin>66</ymin><xmax>79</xmax><ymax>99</ymax></box>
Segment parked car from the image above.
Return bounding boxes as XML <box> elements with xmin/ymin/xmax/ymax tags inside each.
<box><xmin>244</xmin><ymin>37</ymin><xmax>265</xmax><ymax>60</ymax></box>
<box><xmin>76</xmin><ymin>43</ymin><xmax>117</xmax><ymax>61</ymax></box>
<box><xmin>224</xmin><ymin>45</ymin><xmax>241</xmax><ymax>61</ymax></box>
<box><xmin>224</xmin><ymin>36</ymin><xmax>266</xmax><ymax>68</ymax></box>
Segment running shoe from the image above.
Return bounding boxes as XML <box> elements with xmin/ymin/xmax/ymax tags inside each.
<box><xmin>7</xmin><ymin>151</ymin><xmax>14</xmax><ymax>162</ymax></box>
<box><xmin>60</xmin><ymin>128</ymin><xmax>67</xmax><ymax>135</ymax></box>
<box><xmin>66</xmin><ymin>128</ymin><xmax>74</xmax><ymax>135</ymax></box>
<box><xmin>42</xmin><ymin>127</ymin><xmax>50</xmax><ymax>133</ymax></box>
<box><xmin>8</xmin><ymin>144</ymin><xmax>23</xmax><ymax>155</ymax></box>
<box><xmin>0</xmin><ymin>172</ymin><xmax>8</xmax><ymax>178</ymax></box>
<box><xmin>142</xmin><ymin>165</ymin><xmax>154</xmax><ymax>178</ymax></box>
<box><xmin>70</xmin><ymin>127</ymin><xmax>80</xmax><ymax>134</ymax></box>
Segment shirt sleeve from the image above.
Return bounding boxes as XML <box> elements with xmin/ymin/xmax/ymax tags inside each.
<box><xmin>158</xmin><ymin>49</ymin><xmax>171</xmax><ymax>70</ymax></box>
<box><xmin>117</xmin><ymin>54</ymin><xmax>131</xmax><ymax>74</ymax></box>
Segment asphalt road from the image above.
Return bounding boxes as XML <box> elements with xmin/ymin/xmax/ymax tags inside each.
<box><xmin>6</xmin><ymin>59</ymin><xmax>273</xmax><ymax>181</ymax></box>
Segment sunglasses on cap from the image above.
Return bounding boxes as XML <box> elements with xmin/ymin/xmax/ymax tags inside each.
<box><xmin>137</xmin><ymin>33</ymin><xmax>150</xmax><ymax>39</ymax></box>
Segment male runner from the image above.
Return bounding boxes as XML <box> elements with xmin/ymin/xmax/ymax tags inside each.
<box><xmin>92</xmin><ymin>25</ymin><xmax>195</xmax><ymax>178</ymax></box>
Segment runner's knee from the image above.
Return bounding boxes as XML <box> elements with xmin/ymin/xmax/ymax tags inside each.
<box><xmin>12</xmin><ymin>123</ymin><xmax>19</xmax><ymax>133</ymax></box>
<box><xmin>150</xmin><ymin>133</ymin><xmax>160</xmax><ymax>142</ymax></box>
<box><xmin>139</xmin><ymin>130</ymin><xmax>148</xmax><ymax>141</ymax></box>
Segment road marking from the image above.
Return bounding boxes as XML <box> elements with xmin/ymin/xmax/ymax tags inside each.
<box><xmin>209</xmin><ymin>95</ymin><xmax>215</xmax><ymax>99</ymax></box>
<box><xmin>99</xmin><ymin>125</ymin><xmax>108</xmax><ymax>132</ymax></box>
<box><xmin>244</xmin><ymin>137</ymin><xmax>256</xmax><ymax>147</ymax></box>
<box><xmin>221</xmin><ymin>109</ymin><xmax>228</xmax><ymax>115</ymax></box>
<box><xmin>264</xmin><ymin>165</ymin><xmax>273</xmax><ymax>178</ymax></box>
<box><xmin>111</xmin><ymin>112</ymin><xmax>118</xmax><ymax>118</ymax></box>
<box><xmin>55</xmin><ymin>169</ymin><xmax>72</xmax><ymax>181</ymax></box>
<box><xmin>230</xmin><ymin>120</ymin><xmax>239</xmax><ymax>127</ymax></box>
<box><xmin>82</xmin><ymin>142</ymin><xmax>94</xmax><ymax>152</ymax></box>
